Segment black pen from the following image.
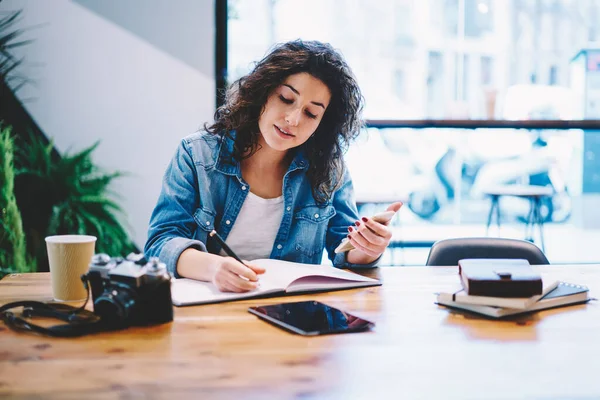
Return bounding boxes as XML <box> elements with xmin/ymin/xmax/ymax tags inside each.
<box><xmin>209</xmin><ymin>230</ymin><xmax>246</xmax><ymax>266</ymax></box>
<box><xmin>210</xmin><ymin>230</ymin><xmax>258</xmax><ymax>284</ymax></box>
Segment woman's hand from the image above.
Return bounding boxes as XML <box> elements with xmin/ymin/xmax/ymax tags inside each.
<box><xmin>211</xmin><ymin>258</ymin><xmax>266</xmax><ymax>292</ymax></box>
<box><xmin>346</xmin><ymin>202</ymin><xmax>403</xmax><ymax>263</ymax></box>
<box><xmin>177</xmin><ymin>249</ymin><xmax>266</xmax><ymax>292</ymax></box>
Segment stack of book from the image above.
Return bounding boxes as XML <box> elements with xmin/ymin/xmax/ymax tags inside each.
<box><xmin>436</xmin><ymin>258</ymin><xmax>590</xmax><ymax>318</ymax></box>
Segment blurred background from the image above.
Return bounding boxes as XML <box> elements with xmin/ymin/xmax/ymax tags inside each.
<box><xmin>1</xmin><ymin>0</ymin><xmax>599</xmax><ymax>272</ymax></box>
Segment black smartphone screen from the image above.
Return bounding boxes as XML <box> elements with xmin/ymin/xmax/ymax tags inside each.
<box><xmin>248</xmin><ymin>300</ymin><xmax>375</xmax><ymax>336</ymax></box>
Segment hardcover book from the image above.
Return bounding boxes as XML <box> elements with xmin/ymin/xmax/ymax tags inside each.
<box><xmin>458</xmin><ymin>258</ymin><xmax>543</xmax><ymax>297</ymax></box>
<box><xmin>436</xmin><ymin>281</ymin><xmax>590</xmax><ymax>318</ymax></box>
<box><xmin>437</xmin><ymin>280</ymin><xmax>559</xmax><ymax>309</ymax></box>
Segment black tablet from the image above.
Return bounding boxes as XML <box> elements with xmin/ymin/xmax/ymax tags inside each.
<box><xmin>248</xmin><ymin>300</ymin><xmax>375</xmax><ymax>336</ymax></box>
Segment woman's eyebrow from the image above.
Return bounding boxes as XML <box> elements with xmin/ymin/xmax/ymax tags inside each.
<box><xmin>283</xmin><ymin>83</ymin><xmax>299</xmax><ymax>94</ymax></box>
<box><xmin>282</xmin><ymin>83</ymin><xmax>326</xmax><ymax>109</ymax></box>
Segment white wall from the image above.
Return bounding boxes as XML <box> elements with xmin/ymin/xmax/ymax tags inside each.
<box><xmin>0</xmin><ymin>0</ymin><xmax>215</xmax><ymax>248</ymax></box>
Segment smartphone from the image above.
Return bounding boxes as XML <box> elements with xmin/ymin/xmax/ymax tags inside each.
<box><xmin>248</xmin><ymin>300</ymin><xmax>375</xmax><ymax>336</ymax></box>
<box><xmin>334</xmin><ymin>210</ymin><xmax>397</xmax><ymax>253</ymax></box>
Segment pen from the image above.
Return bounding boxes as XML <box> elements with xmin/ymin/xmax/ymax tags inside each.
<box><xmin>210</xmin><ymin>230</ymin><xmax>257</xmax><ymax>284</ymax></box>
<box><xmin>209</xmin><ymin>230</ymin><xmax>246</xmax><ymax>266</ymax></box>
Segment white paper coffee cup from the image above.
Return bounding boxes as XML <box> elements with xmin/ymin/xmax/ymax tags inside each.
<box><xmin>45</xmin><ymin>235</ymin><xmax>97</xmax><ymax>302</ymax></box>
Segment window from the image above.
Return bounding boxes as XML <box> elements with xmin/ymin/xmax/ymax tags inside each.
<box><xmin>224</xmin><ymin>0</ymin><xmax>600</xmax><ymax>264</ymax></box>
<box><xmin>481</xmin><ymin>56</ymin><xmax>493</xmax><ymax>85</ymax></box>
<box><xmin>393</xmin><ymin>69</ymin><xmax>405</xmax><ymax>101</ymax></box>
<box><xmin>227</xmin><ymin>0</ymin><xmax>600</xmax><ymax>120</ymax></box>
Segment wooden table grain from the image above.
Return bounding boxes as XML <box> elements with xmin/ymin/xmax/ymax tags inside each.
<box><xmin>1</xmin><ymin>265</ymin><xmax>599</xmax><ymax>400</ymax></box>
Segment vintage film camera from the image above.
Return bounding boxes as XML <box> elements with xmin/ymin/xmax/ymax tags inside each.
<box><xmin>82</xmin><ymin>253</ymin><xmax>173</xmax><ymax>328</ymax></box>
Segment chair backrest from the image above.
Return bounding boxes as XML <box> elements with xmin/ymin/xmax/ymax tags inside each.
<box><xmin>426</xmin><ymin>237</ymin><xmax>550</xmax><ymax>266</ymax></box>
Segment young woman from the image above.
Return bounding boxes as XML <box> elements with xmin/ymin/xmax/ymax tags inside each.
<box><xmin>145</xmin><ymin>40</ymin><xmax>402</xmax><ymax>292</ymax></box>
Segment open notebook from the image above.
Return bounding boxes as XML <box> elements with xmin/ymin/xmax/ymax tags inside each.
<box><xmin>171</xmin><ymin>259</ymin><xmax>381</xmax><ymax>306</ymax></box>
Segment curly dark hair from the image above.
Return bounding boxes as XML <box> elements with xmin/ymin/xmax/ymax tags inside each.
<box><xmin>205</xmin><ymin>39</ymin><xmax>364</xmax><ymax>204</ymax></box>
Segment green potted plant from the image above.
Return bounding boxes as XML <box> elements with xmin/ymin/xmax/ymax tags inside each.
<box><xmin>0</xmin><ymin>124</ymin><xmax>31</xmax><ymax>277</ymax></box>
<box><xmin>14</xmin><ymin>135</ymin><xmax>137</xmax><ymax>271</ymax></box>
<box><xmin>0</xmin><ymin>8</ymin><xmax>34</xmax><ymax>277</ymax></box>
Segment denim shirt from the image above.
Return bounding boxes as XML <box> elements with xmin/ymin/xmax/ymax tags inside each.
<box><xmin>144</xmin><ymin>131</ymin><xmax>380</xmax><ymax>277</ymax></box>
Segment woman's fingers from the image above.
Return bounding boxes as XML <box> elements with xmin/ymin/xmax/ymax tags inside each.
<box><xmin>347</xmin><ymin>215</ymin><xmax>395</xmax><ymax>257</ymax></box>
<box><xmin>214</xmin><ymin>258</ymin><xmax>263</xmax><ymax>292</ymax></box>
<box><xmin>225</xmin><ymin>270</ymin><xmax>259</xmax><ymax>291</ymax></box>
<box><xmin>213</xmin><ymin>272</ymin><xmax>235</xmax><ymax>292</ymax></box>
<box><xmin>386</xmin><ymin>201</ymin><xmax>403</xmax><ymax>214</ymax></box>
<box><xmin>243</xmin><ymin>261</ymin><xmax>266</xmax><ymax>275</ymax></box>
<box><xmin>215</xmin><ymin>270</ymin><xmax>258</xmax><ymax>292</ymax></box>
<box><xmin>349</xmin><ymin>220</ymin><xmax>391</xmax><ymax>243</ymax></box>
<box><xmin>225</xmin><ymin>258</ymin><xmax>260</xmax><ymax>281</ymax></box>
<box><xmin>358</xmin><ymin>217</ymin><xmax>392</xmax><ymax>239</ymax></box>
<box><xmin>354</xmin><ymin>224</ymin><xmax>387</xmax><ymax>247</ymax></box>
<box><xmin>347</xmin><ymin>231</ymin><xmax>380</xmax><ymax>257</ymax></box>
<box><xmin>216</xmin><ymin>279</ymin><xmax>239</xmax><ymax>293</ymax></box>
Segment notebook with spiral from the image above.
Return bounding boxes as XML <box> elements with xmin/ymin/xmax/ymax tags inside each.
<box><xmin>436</xmin><ymin>281</ymin><xmax>591</xmax><ymax>318</ymax></box>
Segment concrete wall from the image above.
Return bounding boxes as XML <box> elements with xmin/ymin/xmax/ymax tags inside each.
<box><xmin>0</xmin><ymin>0</ymin><xmax>215</xmax><ymax>248</ymax></box>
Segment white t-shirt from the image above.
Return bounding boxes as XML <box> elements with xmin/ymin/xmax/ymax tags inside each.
<box><xmin>220</xmin><ymin>191</ymin><xmax>284</xmax><ymax>261</ymax></box>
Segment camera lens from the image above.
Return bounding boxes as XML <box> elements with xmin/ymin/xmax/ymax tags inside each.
<box><xmin>94</xmin><ymin>283</ymin><xmax>138</xmax><ymax>327</ymax></box>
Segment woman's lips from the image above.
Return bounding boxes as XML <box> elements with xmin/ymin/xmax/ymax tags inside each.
<box><xmin>275</xmin><ymin>125</ymin><xmax>295</xmax><ymax>139</ymax></box>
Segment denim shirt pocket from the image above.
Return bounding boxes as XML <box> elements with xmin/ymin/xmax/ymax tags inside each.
<box><xmin>293</xmin><ymin>204</ymin><xmax>336</xmax><ymax>257</ymax></box>
<box><xmin>193</xmin><ymin>207</ymin><xmax>216</xmax><ymax>233</ymax></box>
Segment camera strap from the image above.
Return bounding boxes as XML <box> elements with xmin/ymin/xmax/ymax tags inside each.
<box><xmin>0</xmin><ymin>281</ymin><xmax>113</xmax><ymax>337</ymax></box>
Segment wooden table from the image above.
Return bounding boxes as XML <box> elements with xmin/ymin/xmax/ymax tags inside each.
<box><xmin>1</xmin><ymin>265</ymin><xmax>599</xmax><ymax>399</ymax></box>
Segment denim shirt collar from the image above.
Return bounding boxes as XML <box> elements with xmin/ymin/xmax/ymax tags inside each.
<box><xmin>214</xmin><ymin>131</ymin><xmax>241</xmax><ymax>178</ymax></box>
<box><xmin>214</xmin><ymin>131</ymin><xmax>309</xmax><ymax>178</ymax></box>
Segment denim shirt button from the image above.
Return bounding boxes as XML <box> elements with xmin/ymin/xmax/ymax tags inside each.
<box><xmin>314</xmin><ymin>213</ymin><xmax>319</xmax><ymax>218</ymax></box>
<box><xmin>241</xmin><ymin>185</ymin><xmax>247</xmax><ymax>190</ymax></box>
<box><xmin>206</xmin><ymin>221</ymin><xmax>210</xmax><ymax>226</ymax></box>
<box><xmin>277</xmin><ymin>244</ymin><xmax>283</xmax><ymax>250</ymax></box>
<box><xmin>286</xmin><ymin>206</ymin><xmax>291</xmax><ymax>212</ymax></box>
<box><xmin>226</xmin><ymin>220</ymin><xmax>231</xmax><ymax>225</ymax></box>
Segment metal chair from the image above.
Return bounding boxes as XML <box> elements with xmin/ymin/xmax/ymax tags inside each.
<box><xmin>425</xmin><ymin>237</ymin><xmax>550</xmax><ymax>266</ymax></box>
